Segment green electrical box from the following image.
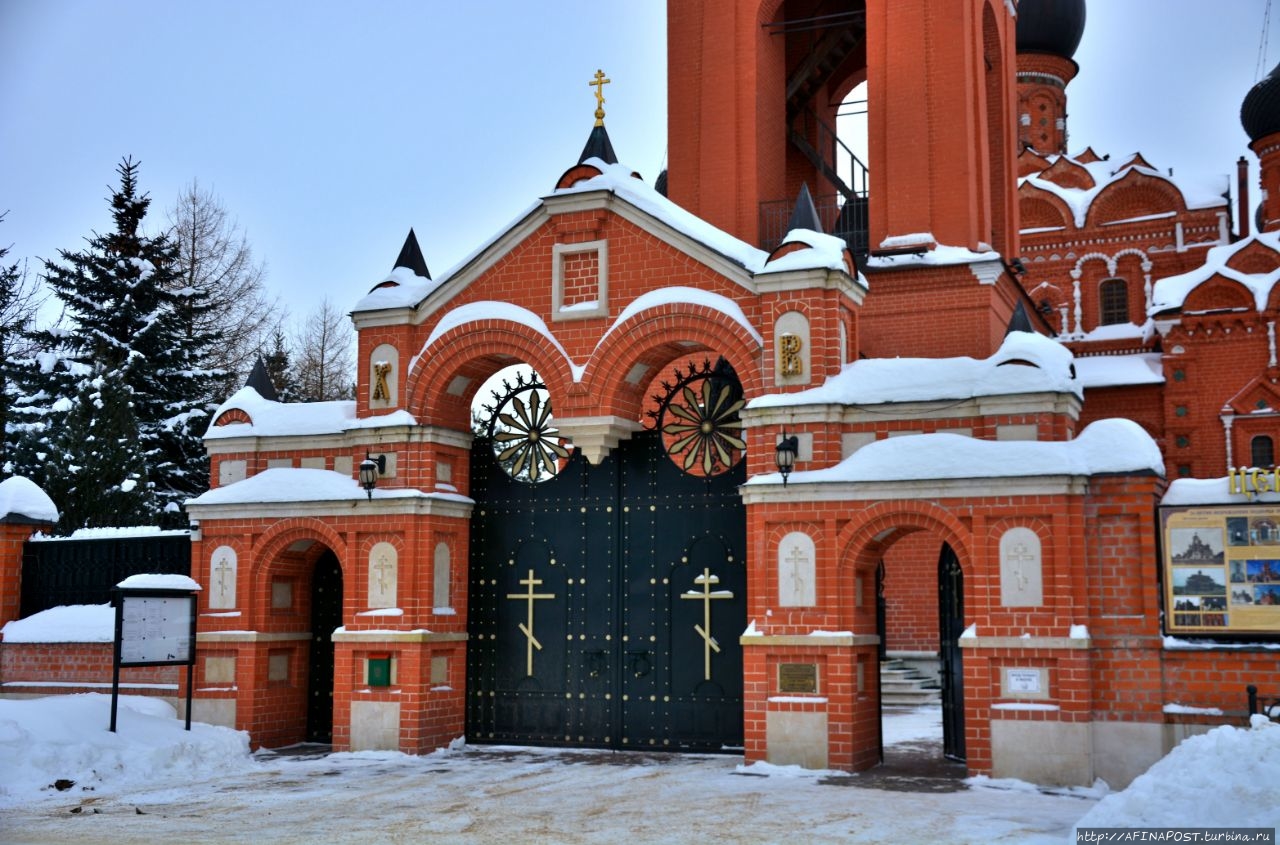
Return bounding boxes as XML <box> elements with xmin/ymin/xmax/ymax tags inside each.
<box><xmin>368</xmin><ymin>655</ymin><xmax>392</xmax><ymax>687</ymax></box>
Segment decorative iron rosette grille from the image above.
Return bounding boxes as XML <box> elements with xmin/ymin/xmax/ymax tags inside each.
<box><xmin>648</xmin><ymin>357</ymin><xmax>746</xmax><ymax>477</ymax></box>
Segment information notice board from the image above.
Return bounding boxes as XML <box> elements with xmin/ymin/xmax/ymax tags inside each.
<box><xmin>111</xmin><ymin>588</ymin><xmax>198</xmax><ymax>732</ymax></box>
<box><xmin>119</xmin><ymin>595</ymin><xmax>195</xmax><ymax>665</ymax></box>
<box><xmin>1161</xmin><ymin>503</ymin><xmax>1280</xmax><ymax>635</ymax></box>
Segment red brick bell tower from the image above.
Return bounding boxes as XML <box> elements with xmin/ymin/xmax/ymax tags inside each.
<box><xmin>668</xmin><ymin>0</ymin><xmax>1020</xmax><ymax>258</ymax></box>
<box><xmin>667</xmin><ymin>0</ymin><xmax>1030</xmax><ymax>359</ymax></box>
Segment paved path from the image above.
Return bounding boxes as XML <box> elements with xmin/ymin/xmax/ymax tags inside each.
<box><xmin>0</xmin><ymin>740</ymin><xmax>1094</xmax><ymax>844</ymax></box>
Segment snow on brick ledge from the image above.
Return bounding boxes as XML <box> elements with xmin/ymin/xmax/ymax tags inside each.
<box><xmin>1</xmin><ymin>604</ymin><xmax>114</xmax><ymax>643</ymax></box>
<box><xmin>748</xmin><ymin>330</ymin><xmax>1081</xmax><ymax>409</ymax></box>
<box><xmin>746</xmin><ymin>418</ymin><xmax>1164</xmax><ymax>487</ymax></box>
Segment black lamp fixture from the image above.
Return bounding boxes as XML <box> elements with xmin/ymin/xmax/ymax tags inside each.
<box><xmin>359</xmin><ymin>453</ymin><xmax>386</xmax><ymax>500</ymax></box>
<box><xmin>775</xmin><ymin>431</ymin><xmax>799</xmax><ymax>487</ymax></box>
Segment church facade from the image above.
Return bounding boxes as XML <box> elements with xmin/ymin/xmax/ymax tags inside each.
<box><xmin>174</xmin><ymin>0</ymin><xmax>1280</xmax><ymax>789</ymax></box>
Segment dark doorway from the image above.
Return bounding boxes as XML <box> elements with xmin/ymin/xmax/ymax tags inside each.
<box><xmin>937</xmin><ymin>543</ymin><xmax>965</xmax><ymax>762</ymax></box>
<box><xmin>467</xmin><ymin>431</ymin><xmax>746</xmax><ymax>752</ymax></box>
<box><xmin>307</xmin><ymin>550</ymin><xmax>343</xmax><ymax>743</ymax></box>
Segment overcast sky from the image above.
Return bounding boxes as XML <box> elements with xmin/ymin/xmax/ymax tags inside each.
<box><xmin>0</xmin><ymin>1</ymin><xmax>1272</xmax><ymax>332</ymax></box>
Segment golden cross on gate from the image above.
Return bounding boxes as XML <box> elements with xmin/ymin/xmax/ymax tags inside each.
<box><xmin>589</xmin><ymin>69</ymin><xmax>610</xmax><ymax>126</ymax></box>
<box><xmin>507</xmin><ymin>569</ymin><xmax>555</xmax><ymax>676</ymax></box>
<box><xmin>681</xmin><ymin>567</ymin><xmax>733</xmax><ymax>680</ymax></box>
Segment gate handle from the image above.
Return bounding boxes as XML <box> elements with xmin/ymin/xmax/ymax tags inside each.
<box><xmin>586</xmin><ymin>650</ymin><xmax>609</xmax><ymax>678</ymax></box>
<box><xmin>627</xmin><ymin>650</ymin><xmax>652</xmax><ymax>678</ymax></box>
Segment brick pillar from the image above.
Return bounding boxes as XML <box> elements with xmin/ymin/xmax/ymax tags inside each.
<box><xmin>0</xmin><ymin>519</ymin><xmax>52</xmax><ymax>627</ymax></box>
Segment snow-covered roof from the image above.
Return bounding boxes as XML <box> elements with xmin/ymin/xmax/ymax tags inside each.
<box><xmin>186</xmin><ymin>467</ymin><xmax>470</xmax><ymax>507</ymax></box>
<box><xmin>1161</xmin><ymin>476</ymin><xmax>1280</xmax><ymax>506</ymax></box>
<box><xmin>554</xmin><ymin>160</ymin><xmax>772</xmax><ymax>272</ymax></box>
<box><xmin>353</xmin><ymin>160</ymin><xmax>862</xmax><ymax>315</ymax></box>
<box><xmin>0</xmin><ymin>476</ymin><xmax>57</xmax><ymax>524</ymax></box>
<box><xmin>1020</xmin><ymin>154</ymin><xmax>1228</xmax><ymax>229</ymax></box>
<box><xmin>206</xmin><ymin>387</ymin><xmax>417</xmax><ymax>440</ymax></box>
<box><xmin>1150</xmin><ymin>230</ymin><xmax>1280</xmax><ymax>314</ymax></box>
<box><xmin>747</xmin><ymin>418</ymin><xmax>1164</xmax><ymax>486</ymax></box>
<box><xmin>1074</xmin><ymin>352</ymin><xmax>1164</xmax><ymax>389</ymax></box>
<box><xmin>748</xmin><ymin>331</ymin><xmax>1080</xmax><ymax>409</ymax></box>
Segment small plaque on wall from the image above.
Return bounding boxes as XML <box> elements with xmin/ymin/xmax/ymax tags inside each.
<box><xmin>778</xmin><ymin>662</ymin><xmax>818</xmax><ymax>694</ymax></box>
<box><xmin>1001</xmin><ymin>667</ymin><xmax>1049</xmax><ymax>699</ymax></box>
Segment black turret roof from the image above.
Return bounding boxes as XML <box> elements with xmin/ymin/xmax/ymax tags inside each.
<box><xmin>578</xmin><ymin>124</ymin><xmax>619</xmax><ymax>166</ymax></box>
<box><xmin>1016</xmin><ymin>0</ymin><xmax>1086</xmax><ymax>61</ymax></box>
<box><xmin>393</xmin><ymin>228</ymin><xmax>431</xmax><ymax>279</ymax></box>
<box><xmin>786</xmin><ymin>183</ymin><xmax>823</xmax><ymax>234</ymax></box>
<box><xmin>245</xmin><ymin>356</ymin><xmax>279</xmax><ymax>402</ymax></box>
<box><xmin>1242</xmin><ymin>59</ymin><xmax>1280</xmax><ymax>143</ymax></box>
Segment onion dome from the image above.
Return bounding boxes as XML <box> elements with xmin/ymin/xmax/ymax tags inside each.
<box><xmin>1016</xmin><ymin>0</ymin><xmax>1086</xmax><ymax>60</ymax></box>
<box><xmin>1242</xmin><ymin>59</ymin><xmax>1280</xmax><ymax>143</ymax></box>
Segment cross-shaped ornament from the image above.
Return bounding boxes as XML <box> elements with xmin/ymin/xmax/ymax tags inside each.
<box><xmin>589</xmin><ymin>69</ymin><xmax>610</xmax><ymax>126</ymax></box>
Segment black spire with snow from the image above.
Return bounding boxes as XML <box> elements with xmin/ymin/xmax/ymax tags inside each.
<box><xmin>393</xmin><ymin>229</ymin><xmax>431</xmax><ymax>279</ymax></box>
<box><xmin>1005</xmin><ymin>301</ymin><xmax>1035</xmax><ymax>337</ymax></box>
<box><xmin>786</xmin><ymin>183</ymin><xmax>823</xmax><ymax>234</ymax></box>
<box><xmin>245</xmin><ymin>356</ymin><xmax>279</xmax><ymax>402</ymax></box>
<box><xmin>578</xmin><ymin>124</ymin><xmax>619</xmax><ymax>166</ymax></box>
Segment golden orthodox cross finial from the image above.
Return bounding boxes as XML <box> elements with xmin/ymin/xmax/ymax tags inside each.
<box><xmin>589</xmin><ymin>69</ymin><xmax>611</xmax><ymax>126</ymax></box>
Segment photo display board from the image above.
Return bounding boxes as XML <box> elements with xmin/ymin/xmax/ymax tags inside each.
<box><xmin>119</xmin><ymin>595</ymin><xmax>195</xmax><ymax>665</ymax></box>
<box><xmin>1161</xmin><ymin>504</ymin><xmax>1280</xmax><ymax>635</ymax></box>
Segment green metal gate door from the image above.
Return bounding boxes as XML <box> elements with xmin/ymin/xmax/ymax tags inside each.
<box><xmin>466</xmin><ymin>431</ymin><xmax>746</xmax><ymax>752</ymax></box>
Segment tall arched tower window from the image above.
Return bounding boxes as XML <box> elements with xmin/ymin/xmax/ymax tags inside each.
<box><xmin>1252</xmin><ymin>434</ymin><xmax>1275</xmax><ymax>468</ymax></box>
<box><xmin>1099</xmin><ymin>278</ymin><xmax>1129</xmax><ymax>325</ymax></box>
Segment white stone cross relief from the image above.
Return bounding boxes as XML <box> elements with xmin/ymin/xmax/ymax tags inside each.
<box><xmin>368</xmin><ymin>543</ymin><xmax>398</xmax><ymax>609</ymax></box>
<box><xmin>778</xmin><ymin>531</ymin><xmax>817</xmax><ymax>607</ymax></box>
<box><xmin>999</xmin><ymin>527</ymin><xmax>1043</xmax><ymax>607</ymax></box>
<box><xmin>210</xmin><ymin>547</ymin><xmax>236</xmax><ymax>609</ymax></box>
<box><xmin>1008</xmin><ymin>543</ymin><xmax>1034</xmax><ymax>592</ymax></box>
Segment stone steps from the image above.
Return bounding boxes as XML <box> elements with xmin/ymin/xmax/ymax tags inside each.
<box><xmin>881</xmin><ymin>659</ymin><xmax>941</xmax><ymax>706</ymax></box>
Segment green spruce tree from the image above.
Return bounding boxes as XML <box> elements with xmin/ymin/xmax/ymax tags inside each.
<box><xmin>11</xmin><ymin>158</ymin><xmax>222</xmax><ymax>530</ymax></box>
<box><xmin>43</xmin><ymin>376</ymin><xmax>153</xmax><ymax>532</ymax></box>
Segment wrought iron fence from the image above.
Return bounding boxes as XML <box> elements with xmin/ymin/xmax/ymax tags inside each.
<box><xmin>20</xmin><ymin>532</ymin><xmax>191</xmax><ymax>616</ymax></box>
<box><xmin>758</xmin><ymin>192</ymin><xmax>869</xmax><ymax>257</ymax></box>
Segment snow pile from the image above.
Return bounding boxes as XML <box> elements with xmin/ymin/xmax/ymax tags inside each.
<box><xmin>117</xmin><ymin>573</ymin><xmax>201</xmax><ymax>591</ymax></box>
<box><xmin>748</xmin><ymin>330</ymin><xmax>1081</xmax><ymax>408</ymax></box>
<box><xmin>1073</xmin><ymin>352</ymin><xmax>1164</xmax><ymax>388</ymax></box>
<box><xmin>45</xmin><ymin>525</ymin><xmax>189</xmax><ymax>540</ymax></box>
<box><xmin>761</xmin><ymin>228</ymin><xmax>853</xmax><ymax>275</ymax></box>
<box><xmin>1020</xmin><ymin>153</ymin><xmax>1228</xmax><ymax>230</ymax></box>
<box><xmin>1151</xmin><ymin>230</ymin><xmax>1280</xmax><ymax>314</ymax></box>
<box><xmin>747</xmin><ymin>418</ymin><xmax>1164</xmax><ymax>486</ymax></box>
<box><xmin>1</xmin><ymin>604</ymin><xmax>113</xmax><ymax>643</ymax></box>
<box><xmin>187</xmin><ymin>467</ymin><xmax>467</xmax><ymax>507</ymax></box>
<box><xmin>1074</xmin><ymin>716</ymin><xmax>1280</xmax><ymax>830</ymax></box>
<box><xmin>1163</xmin><ymin>475</ymin><xmax>1280</xmax><ymax>506</ymax></box>
<box><xmin>865</xmin><ymin>243</ymin><xmax>1001</xmax><ymax>270</ymax></box>
<box><xmin>0</xmin><ymin>475</ymin><xmax>58</xmax><ymax>523</ymax></box>
<box><xmin>0</xmin><ymin>693</ymin><xmax>256</xmax><ymax>807</ymax></box>
<box><xmin>206</xmin><ymin>386</ymin><xmax>417</xmax><ymax>440</ymax></box>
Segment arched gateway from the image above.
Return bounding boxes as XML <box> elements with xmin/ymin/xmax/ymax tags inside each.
<box><xmin>184</xmin><ymin>1</ymin><xmax>1170</xmax><ymax>784</ymax></box>
<box><xmin>185</xmin><ymin>144</ymin><xmax>1165</xmax><ymax>785</ymax></box>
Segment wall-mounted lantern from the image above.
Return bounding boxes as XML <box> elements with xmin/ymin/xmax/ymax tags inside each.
<box><xmin>775</xmin><ymin>432</ymin><xmax>799</xmax><ymax>487</ymax></box>
<box><xmin>359</xmin><ymin>454</ymin><xmax>386</xmax><ymax>500</ymax></box>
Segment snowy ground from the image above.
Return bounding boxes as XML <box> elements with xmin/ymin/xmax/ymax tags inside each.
<box><xmin>0</xmin><ymin>695</ymin><xmax>1276</xmax><ymax>845</ymax></box>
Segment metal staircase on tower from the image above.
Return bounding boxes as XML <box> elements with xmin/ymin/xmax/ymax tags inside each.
<box><xmin>760</xmin><ymin>7</ymin><xmax>871</xmax><ymax>258</ymax></box>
